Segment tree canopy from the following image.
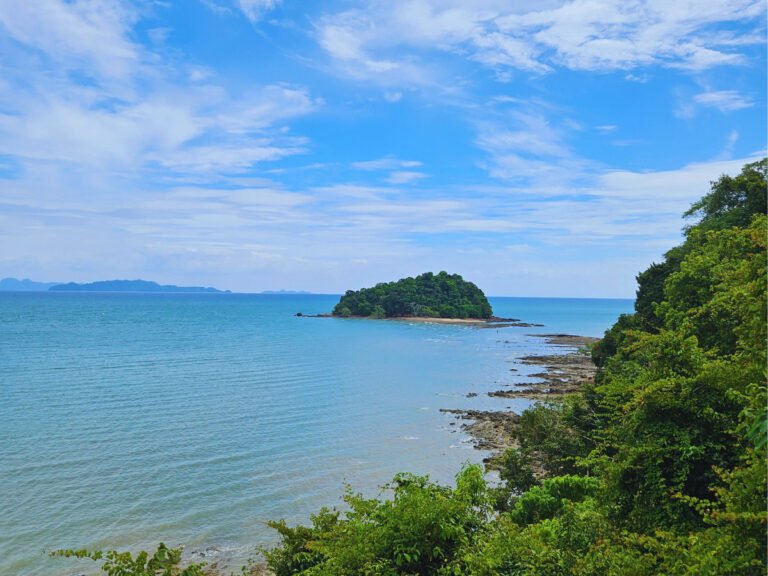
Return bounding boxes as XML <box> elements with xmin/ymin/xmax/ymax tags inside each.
<box><xmin>332</xmin><ymin>271</ymin><xmax>493</xmax><ymax>319</ymax></box>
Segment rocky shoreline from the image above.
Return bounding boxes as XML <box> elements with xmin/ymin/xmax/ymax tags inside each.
<box><xmin>442</xmin><ymin>334</ymin><xmax>599</xmax><ymax>464</ymax></box>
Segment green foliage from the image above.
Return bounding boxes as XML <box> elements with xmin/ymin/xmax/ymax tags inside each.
<box><xmin>633</xmin><ymin>260</ymin><xmax>675</xmax><ymax>331</ymax></box>
<box><xmin>509</xmin><ymin>475</ymin><xmax>600</xmax><ymax>526</ymax></box>
<box><xmin>590</xmin><ymin>313</ymin><xmax>641</xmax><ymax>367</ymax></box>
<box><xmin>264</xmin><ymin>510</ymin><xmax>340</xmax><ymax>576</ymax></box>
<box><xmin>370</xmin><ymin>304</ymin><xmax>387</xmax><ymax>319</ymax></box>
<box><xmin>491</xmin><ymin>448</ymin><xmax>537</xmax><ymax>511</ymax></box>
<box><xmin>50</xmin><ymin>543</ymin><xmax>204</xmax><ymax>576</ymax></box>
<box><xmin>659</xmin><ymin>216</ymin><xmax>767</xmax><ymax>356</ymax></box>
<box><xmin>264</xmin><ymin>465</ymin><xmax>491</xmax><ymax>575</ymax></box>
<box><xmin>332</xmin><ymin>271</ymin><xmax>493</xmax><ymax>319</ymax></box>
<box><xmin>460</xmin><ymin>501</ymin><xmax>611</xmax><ymax>576</ymax></box>
<box><xmin>684</xmin><ymin>158</ymin><xmax>767</xmax><ymax>232</ymax></box>
<box><xmin>511</xmin><ymin>396</ymin><xmax>597</xmax><ymax>477</ymax></box>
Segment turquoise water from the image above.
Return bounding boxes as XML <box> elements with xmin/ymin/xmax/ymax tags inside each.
<box><xmin>0</xmin><ymin>293</ymin><xmax>632</xmax><ymax>575</ymax></box>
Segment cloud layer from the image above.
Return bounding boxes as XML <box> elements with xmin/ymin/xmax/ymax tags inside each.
<box><xmin>0</xmin><ymin>0</ymin><xmax>764</xmax><ymax>296</ymax></box>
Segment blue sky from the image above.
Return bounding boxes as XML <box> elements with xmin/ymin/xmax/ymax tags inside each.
<box><xmin>0</xmin><ymin>0</ymin><xmax>765</xmax><ymax>296</ymax></box>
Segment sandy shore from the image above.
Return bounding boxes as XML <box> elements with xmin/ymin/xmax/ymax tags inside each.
<box><xmin>297</xmin><ymin>313</ymin><xmax>543</xmax><ymax>327</ymax></box>
<box><xmin>387</xmin><ymin>316</ymin><xmax>542</xmax><ymax>327</ymax></box>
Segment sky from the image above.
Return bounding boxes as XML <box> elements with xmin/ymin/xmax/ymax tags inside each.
<box><xmin>0</xmin><ymin>0</ymin><xmax>765</xmax><ymax>297</ymax></box>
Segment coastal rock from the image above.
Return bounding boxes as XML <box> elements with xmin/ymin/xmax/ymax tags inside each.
<box><xmin>477</xmin><ymin>321</ymin><xmax>545</xmax><ymax>329</ymax></box>
<box><xmin>490</xmin><ymin>334</ymin><xmax>598</xmax><ymax>399</ymax></box>
<box><xmin>440</xmin><ymin>409</ymin><xmax>519</xmax><ymax>454</ymax></box>
<box><xmin>442</xmin><ymin>333</ymin><xmax>600</xmax><ymax>463</ymax></box>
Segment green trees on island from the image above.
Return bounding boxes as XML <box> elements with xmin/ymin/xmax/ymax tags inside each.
<box><xmin>51</xmin><ymin>159</ymin><xmax>766</xmax><ymax>575</ymax></box>
<box><xmin>332</xmin><ymin>271</ymin><xmax>493</xmax><ymax>319</ymax></box>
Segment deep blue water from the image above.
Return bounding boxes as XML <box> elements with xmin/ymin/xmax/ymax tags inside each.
<box><xmin>0</xmin><ymin>293</ymin><xmax>632</xmax><ymax>575</ymax></box>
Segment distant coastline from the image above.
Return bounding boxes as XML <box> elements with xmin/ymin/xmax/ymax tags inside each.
<box><xmin>49</xmin><ymin>280</ymin><xmax>229</xmax><ymax>293</ymax></box>
<box><xmin>0</xmin><ymin>278</ymin><xmax>230</xmax><ymax>293</ymax></box>
<box><xmin>0</xmin><ymin>277</ymin><xmax>60</xmax><ymax>291</ymax></box>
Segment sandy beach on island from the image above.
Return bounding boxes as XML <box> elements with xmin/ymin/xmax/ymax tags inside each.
<box><xmin>387</xmin><ymin>316</ymin><xmax>516</xmax><ymax>325</ymax></box>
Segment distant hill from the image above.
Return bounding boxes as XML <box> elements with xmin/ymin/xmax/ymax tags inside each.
<box><xmin>333</xmin><ymin>271</ymin><xmax>492</xmax><ymax>319</ymax></box>
<box><xmin>0</xmin><ymin>277</ymin><xmax>60</xmax><ymax>291</ymax></box>
<box><xmin>49</xmin><ymin>280</ymin><xmax>229</xmax><ymax>293</ymax></box>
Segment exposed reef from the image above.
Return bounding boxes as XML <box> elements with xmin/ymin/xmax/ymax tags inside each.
<box><xmin>442</xmin><ymin>334</ymin><xmax>599</xmax><ymax>463</ymax></box>
<box><xmin>490</xmin><ymin>334</ymin><xmax>599</xmax><ymax>399</ymax></box>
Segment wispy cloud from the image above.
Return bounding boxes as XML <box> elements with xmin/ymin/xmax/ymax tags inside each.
<box><xmin>717</xmin><ymin>130</ymin><xmax>740</xmax><ymax>159</ymax></box>
<box><xmin>474</xmin><ymin>110</ymin><xmax>585</xmax><ymax>185</ymax></box>
<box><xmin>352</xmin><ymin>157</ymin><xmax>422</xmax><ymax>171</ymax></box>
<box><xmin>315</xmin><ymin>0</ymin><xmax>764</xmax><ymax>85</ymax></box>
<box><xmin>677</xmin><ymin>89</ymin><xmax>754</xmax><ymax>118</ymax></box>
<box><xmin>0</xmin><ymin>0</ymin><xmax>140</xmax><ymax>87</ymax></box>
<box><xmin>236</xmin><ymin>0</ymin><xmax>281</xmax><ymax>22</ymax></box>
<box><xmin>693</xmin><ymin>90</ymin><xmax>754</xmax><ymax>111</ymax></box>
<box><xmin>0</xmin><ymin>2</ymin><xmax>320</xmax><ymax>176</ymax></box>
<box><xmin>386</xmin><ymin>171</ymin><xmax>427</xmax><ymax>185</ymax></box>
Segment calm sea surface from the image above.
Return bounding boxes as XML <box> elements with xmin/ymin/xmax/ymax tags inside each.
<box><xmin>0</xmin><ymin>293</ymin><xmax>632</xmax><ymax>575</ymax></box>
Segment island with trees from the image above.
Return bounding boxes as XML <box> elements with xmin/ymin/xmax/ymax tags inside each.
<box><xmin>332</xmin><ymin>271</ymin><xmax>493</xmax><ymax>319</ymax></box>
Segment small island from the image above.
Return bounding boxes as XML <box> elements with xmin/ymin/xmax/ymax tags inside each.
<box><xmin>332</xmin><ymin>271</ymin><xmax>493</xmax><ymax>319</ymax></box>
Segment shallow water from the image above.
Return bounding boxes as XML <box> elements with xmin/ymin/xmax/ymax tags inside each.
<box><xmin>0</xmin><ymin>293</ymin><xmax>632</xmax><ymax>575</ymax></box>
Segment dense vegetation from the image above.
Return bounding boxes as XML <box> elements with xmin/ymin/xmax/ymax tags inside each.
<box><xmin>265</xmin><ymin>159</ymin><xmax>767</xmax><ymax>575</ymax></box>
<box><xmin>52</xmin><ymin>160</ymin><xmax>766</xmax><ymax>575</ymax></box>
<box><xmin>332</xmin><ymin>272</ymin><xmax>493</xmax><ymax>319</ymax></box>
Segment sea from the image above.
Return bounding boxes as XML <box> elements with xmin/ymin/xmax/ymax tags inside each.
<box><xmin>0</xmin><ymin>293</ymin><xmax>633</xmax><ymax>575</ymax></box>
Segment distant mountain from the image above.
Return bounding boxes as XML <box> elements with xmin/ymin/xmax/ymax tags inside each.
<box><xmin>49</xmin><ymin>280</ymin><xmax>229</xmax><ymax>293</ymax></box>
<box><xmin>0</xmin><ymin>277</ymin><xmax>60</xmax><ymax>291</ymax></box>
<box><xmin>261</xmin><ymin>290</ymin><xmax>312</xmax><ymax>295</ymax></box>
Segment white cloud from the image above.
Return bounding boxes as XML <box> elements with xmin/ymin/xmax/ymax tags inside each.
<box><xmin>717</xmin><ymin>130</ymin><xmax>740</xmax><ymax>159</ymax></box>
<box><xmin>0</xmin><ymin>84</ymin><xmax>317</xmax><ymax>172</ymax></box>
<box><xmin>693</xmin><ymin>90</ymin><xmax>754</xmax><ymax>112</ymax></box>
<box><xmin>0</xmin><ymin>0</ymin><xmax>140</xmax><ymax>84</ymax></box>
<box><xmin>352</xmin><ymin>157</ymin><xmax>422</xmax><ymax>171</ymax></box>
<box><xmin>0</xmin><ymin>3</ymin><xmax>321</xmax><ymax>174</ymax></box>
<box><xmin>677</xmin><ymin>89</ymin><xmax>754</xmax><ymax>118</ymax></box>
<box><xmin>315</xmin><ymin>0</ymin><xmax>763</xmax><ymax>84</ymax></box>
<box><xmin>236</xmin><ymin>0</ymin><xmax>281</xmax><ymax>22</ymax></box>
<box><xmin>386</xmin><ymin>171</ymin><xmax>427</xmax><ymax>184</ymax></box>
<box><xmin>199</xmin><ymin>0</ymin><xmax>233</xmax><ymax>16</ymax></box>
<box><xmin>474</xmin><ymin>111</ymin><xmax>584</xmax><ymax>184</ymax></box>
<box><xmin>384</xmin><ymin>91</ymin><xmax>403</xmax><ymax>102</ymax></box>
